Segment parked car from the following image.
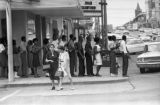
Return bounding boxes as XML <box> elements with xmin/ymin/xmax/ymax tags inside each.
<box><xmin>140</xmin><ymin>36</ymin><xmax>152</xmax><ymax>42</ymax></box>
<box><xmin>126</xmin><ymin>38</ymin><xmax>145</xmax><ymax>54</ymax></box>
<box><xmin>137</xmin><ymin>43</ymin><xmax>160</xmax><ymax>73</ymax></box>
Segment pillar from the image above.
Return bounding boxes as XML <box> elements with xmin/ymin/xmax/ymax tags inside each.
<box><xmin>6</xmin><ymin>0</ymin><xmax>14</xmax><ymax>82</ymax></box>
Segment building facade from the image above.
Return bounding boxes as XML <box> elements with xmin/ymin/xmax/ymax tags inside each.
<box><xmin>0</xmin><ymin>0</ymin><xmax>83</xmax><ymax>79</ymax></box>
<box><xmin>146</xmin><ymin>0</ymin><xmax>160</xmax><ymax>28</ymax></box>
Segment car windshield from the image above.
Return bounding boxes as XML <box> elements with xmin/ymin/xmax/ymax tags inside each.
<box><xmin>148</xmin><ymin>44</ymin><xmax>160</xmax><ymax>51</ymax></box>
<box><xmin>127</xmin><ymin>39</ymin><xmax>143</xmax><ymax>45</ymax></box>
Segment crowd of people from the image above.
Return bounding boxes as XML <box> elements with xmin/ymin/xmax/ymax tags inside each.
<box><xmin>0</xmin><ymin>31</ymin><xmax>130</xmax><ymax>90</ymax></box>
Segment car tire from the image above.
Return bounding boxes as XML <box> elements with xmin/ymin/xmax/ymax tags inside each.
<box><xmin>140</xmin><ymin>68</ymin><xmax>145</xmax><ymax>73</ymax></box>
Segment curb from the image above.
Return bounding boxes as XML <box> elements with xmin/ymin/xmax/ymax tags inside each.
<box><xmin>3</xmin><ymin>77</ymin><xmax>129</xmax><ymax>88</ymax></box>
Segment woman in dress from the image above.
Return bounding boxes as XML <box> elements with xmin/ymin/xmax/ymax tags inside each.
<box><xmin>46</xmin><ymin>44</ymin><xmax>59</xmax><ymax>90</ymax></box>
<box><xmin>93</xmin><ymin>37</ymin><xmax>102</xmax><ymax>76</ymax></box>
<box><xmin>13</xmin><ymin>40</ymin><xmax>20</xmax><ymax>78</ymax></box>
<box><xmin>58</xmin><ymin>46</ymin><xmax>74</xmax><ymax>90</ymax></box>
<box><xmin>32</xmin><ymin>38</ymin><xmax>41</xmax><ymax>78</ymax></box>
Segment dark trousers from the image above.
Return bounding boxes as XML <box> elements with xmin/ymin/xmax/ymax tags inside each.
<box><xmin>85</xmin><ymin>53</ymin><xmax>93</xmax><ymax>75</ymax></box>
<box><xmin>110</xmin><ymin>51</ymin><xmax>117</xmax><ymax>74</ymax></box>
<box><xmin>69</xmin><ymin>50</ymin><xmax>76</xmax><ymax>76</ymax></box>
<box><xmin>20</xmin><ymin>51</ymin><xmax>28</xmax><ymax>77</ymax></box>
<box><xmin>122</xmin><ymin>53</ymin><xmax>129</xmax><ymax>76</ymax></box>
<box><xmin>78</xmin><ymin>55</ymin><xmax>85</xmax><ymax>76</ymax></box>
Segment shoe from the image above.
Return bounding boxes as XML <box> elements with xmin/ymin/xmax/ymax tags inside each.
<box><xmin>51</xmin><ymin>86</ymin><xmax>55</xmax><ymax>90</ymax></box>
<box><xmin>45</xmin><ymin>73</ymin><xmax>49</xmax><ymax>77</ymax></box>
<box><xmin>57</xmin><ymin>87</ymin><xmax>63</xmax><ymax>91</ymax></box>
<box><xmin>45</xmin><ymin>75</ymin><xmax>49</xmax><ymax>77</ymax></box>
<box><xmin>110</xmin><ymin>73</ymin><xmax>117</xmax><ymax>77</ymax></box>
<box><xmin>15</xmin><ymin>75</ymin><xmax>20</xmax><ymax>78</ymax></box>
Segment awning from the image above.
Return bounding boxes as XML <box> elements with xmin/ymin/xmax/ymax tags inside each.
<box><xmin>0</xmin><ymin>0</ymin><xmax>84</xmax><ymax>18</ymax></box>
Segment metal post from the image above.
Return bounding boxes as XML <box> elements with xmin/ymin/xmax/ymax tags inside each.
<box><xmin>100</xmin><ymin>0</ymin><xmax>104</xmax><ymax>38</ymax></box>
<box><xmin>103</xmin><ymin>0</ymin><xmax>108</xmax><ymax>50</ymax></box>
<box><xmin>99</xmin><ymin>0</ymin><xmax>108</xmax><ymax>49</ymax></box>
<box><xmin>6</xmin><ymin>0</ymin><xmax>14</xmax><ymax>82</ymax></box>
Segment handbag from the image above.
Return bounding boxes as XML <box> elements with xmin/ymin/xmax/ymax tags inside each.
<box><xmin>43</xmin><ymin>64</ymin><xmax>50</xmax><ymax>69</ymax></box>
<box><xmin>55</xmin><ymin>67</ymin><xmax>64</xmax><ymax>77</ymax></box>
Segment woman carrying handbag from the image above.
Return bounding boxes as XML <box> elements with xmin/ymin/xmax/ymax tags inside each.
<box><xmin>46</xmin><ymin>44</ymin><xmax>59</xmax><ymax>90</ymax></box>
<box><xmin>56</xmin><ymin>46</ymin><xmax>74</xmax><ymax>91</ymax></box>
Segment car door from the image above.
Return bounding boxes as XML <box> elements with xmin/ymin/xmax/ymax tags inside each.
<box><xmin>127</xmin><ymin>39</ymin><xmax>145</xmax><ymax>53</ymax></box>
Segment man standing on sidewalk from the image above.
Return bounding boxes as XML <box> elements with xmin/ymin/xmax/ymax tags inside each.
<box><xmin>68</xmin><ymin>34</ymin><xmax>76</xmax><ymax>77</ymax></box>
<box><xmin>119</xmin><ymin>35</ymin><xmax>129</xmax><ymax>77</ymax></box>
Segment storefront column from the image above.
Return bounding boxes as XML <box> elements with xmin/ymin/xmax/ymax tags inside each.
<box><xmin>41</xmin><ymin>16</ymin><xmax>46</xmax><ymax>39</ymax></box>
<box><xmin>35</xmin><ymin>15</ymin><xmax>42</xmax><ymax>46</ymax></box>
<box><xmin>6</xmin><ymin>0</ymin><xmax>14</xmax><ymax>82</ymax></box>
<box><xmin>35</xmin><ymin>15</ymin><xmax>43</xmax><ymax>65</ymax></box>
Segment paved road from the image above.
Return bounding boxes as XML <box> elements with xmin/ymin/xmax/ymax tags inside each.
<box><xmin>0</xmin><ymin>72</ymin><xmax>160</xmax><ymax>105</ymax></box>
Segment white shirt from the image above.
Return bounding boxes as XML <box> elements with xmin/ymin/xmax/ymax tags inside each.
<box><xmin>20</xmin><ymin>41</ymin><xmax>27</xmax><ymax>52</ymax></box>
<box><xmin>119</xmin><ymin>40</ymin><xmax>127</xmax><ymax>54</ymax></box>
<box><xmin>108</xmin><ymin>40</ymin><xmax>115</xmax><ymax>51</ymax></box>
<box><xmin>108</xmin><ymin>40</ymin><xmax>112</xmax><ymax>51</ymax></box>
<box><xmin>0</xmin><ymin>44</ymin><xmax>5</xmax><ymax>53</ymax></box>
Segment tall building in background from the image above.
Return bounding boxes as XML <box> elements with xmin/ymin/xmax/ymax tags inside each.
<box><xmin>135</xmin><ymin>3</ymin><xmax>142</xmax><ymax>17</ymax></box>
<box><xmin>146</xmin><ymin>0</ymin><xmax>160</xmax><ymax>28</ymax></box>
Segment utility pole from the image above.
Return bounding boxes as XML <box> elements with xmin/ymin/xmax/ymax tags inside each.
<box><xmin>100</xmin><ymin>0</ymin><xmax>104</xmax><ymax>38</ymax></box>
<box><xmin>6</xmin><ymin>0</ymin><xmax>14</xmax><ymax>82</ymax></box>
<box><xmin>99</xmin><ymin>0</ymin><xmax>108</xmax><ymax>50</ymax></box>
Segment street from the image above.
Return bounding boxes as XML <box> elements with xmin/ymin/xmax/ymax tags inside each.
<box><xmin>0</xmin><ymin>54</ymin><xmax>160</xmax><ymax>105</ymax></box>
<box><xmin>0</xmin><ymin>73</ymin><xmax>160</xmax><ymax>105</ymax></box>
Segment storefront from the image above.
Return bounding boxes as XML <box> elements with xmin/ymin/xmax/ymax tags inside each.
<box><xmin>0</xmin><ymin>0</ymin><xmax>83</xmax><ymax>81</ymax></box>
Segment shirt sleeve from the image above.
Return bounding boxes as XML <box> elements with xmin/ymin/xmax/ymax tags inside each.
<box><xmin>0</xmin><ymin>44</ymin><xmax>5</xmax><ymax>53</ymax></box>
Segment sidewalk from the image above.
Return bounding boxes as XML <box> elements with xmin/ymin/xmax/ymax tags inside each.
<box><xmin>0</xmin><ymin>67</ymin><xmax>129</xmax><ymax>88</ymax></box>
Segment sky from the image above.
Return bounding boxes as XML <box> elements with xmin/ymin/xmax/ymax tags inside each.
<box><xmin>107</xmin><ymin>0</ymin><xmax>146</xmax><ymax>27</ymax></box>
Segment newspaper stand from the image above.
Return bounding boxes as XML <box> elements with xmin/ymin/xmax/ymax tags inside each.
<box><xmin>101</xmin><ymin>50</ymin><xmax>110</xmax><ymax>67</ymax></box>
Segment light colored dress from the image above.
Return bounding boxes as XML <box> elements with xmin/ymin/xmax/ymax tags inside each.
<box><xmin>59</xmin><ymin>51</ymin><xmax>71</xmax><ymax>77</ymax></box>
<box><xmin>94</xmin><ymin>45</ymin><xmax>102</xmax><ymax>65</ymax></box>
